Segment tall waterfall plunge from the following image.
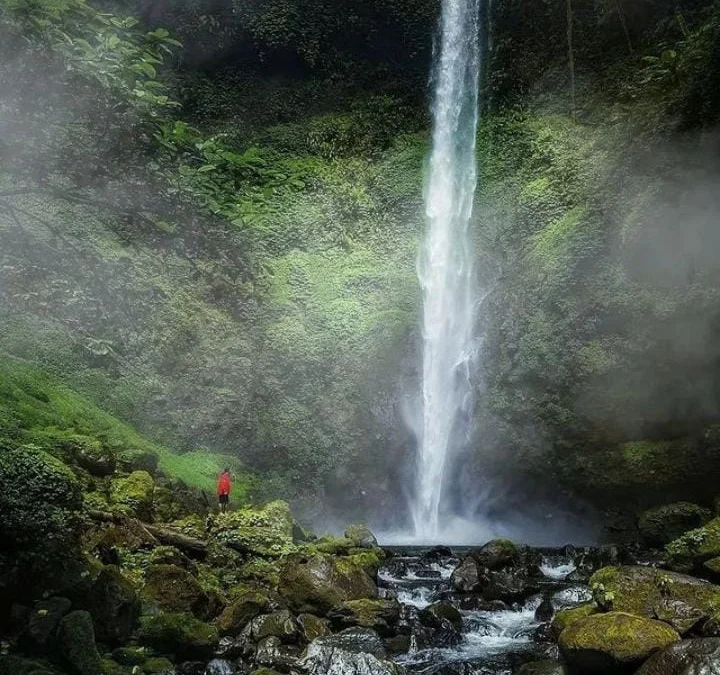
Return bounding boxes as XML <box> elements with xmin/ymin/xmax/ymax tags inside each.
<box><xmin>412</xmin><ymin>0</ymin><xmax>482</xmax><ymax>541</ymax></box>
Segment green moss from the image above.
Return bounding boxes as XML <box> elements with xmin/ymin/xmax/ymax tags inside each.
<box><xmin>212</xmin><ymin>500</ymin><xmax>296</xmax><ymax>556</ymax></box>
<box><xmin>59</xmin><ymin>610</ymin><xmax>103</xmax><ymax>675</ymax></box>
<box><xmin>590</xmin><ymin>566</ymin><xmax>720</xmax><ymax>618</ymax></box>
<box><xmin>0</xmin><ymin>442</ymin><xmax>82</xmax><ymax>576</ymax></box>
<box><xmin>141</xmin><ymin>657</ymin><xmax>174</xmax><ymax>674</ymax></box>
<box><xmin>110</xmin><ymin>471</ymin><xmax>155</xmax><ymax>518</ymax></box>
<box><xmin>137</xmin><ymin>613</ymin><xmax>219</xmax><ymax>659</ymax></box>
<box><xmin>559</xmin><ymin>612</ymin><xmax>679</xmax><ymax>667</ymax></box>
<box><xmin>551</xmin><ymin>603</ymin><xmax>598</xmax><ymax>638</ymax></box>
<box><xmin>666</xmin><ymin>517</ymin><xmax>720</xmax><ymax>571</ymax></box>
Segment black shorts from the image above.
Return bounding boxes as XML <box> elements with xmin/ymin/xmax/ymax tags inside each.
<box><xmin>219</xmin><ymin>494</ymin><xmax>229</xmax><ymax>505</ymax></box>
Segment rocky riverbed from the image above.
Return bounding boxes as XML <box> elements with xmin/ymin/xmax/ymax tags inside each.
<box><xmin>4</xmin><ymin>447</ymin><xmax>720</xmax><ymax>675</ymax></box>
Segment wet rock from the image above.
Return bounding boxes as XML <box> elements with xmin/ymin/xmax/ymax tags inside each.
<box><xmin>143</xmin><ymin>564</ymin><xmax>211</xmax><ymax>620</ymax></box>
<box><xmin>205</xmin><ymin>659</ymin><xmax>242</xmax><ymax>675</ymax></box>
<box><xmin>450</xmin><ymin>556</ymin><xmax>480</xmax><ymax>592</ymax></box>
<box><xmin>384</xmin><ymin>634</ymin><xmax>411</xmax><ymax>655</ymax></box>
<box><xmin>638</xmin><ymin>503</ymin><xmax>712</xmax><ymax>547</ymax></box>
<box><xmin>58</xmin><ymin>610</ymin><xmax>103</xmax><ymax>675</ymax></box>
<box><xmin>254</xmin><ymin>635</ymin><xmax>300</xmax><ymax>672</ymax></box>
<box><xmin>422</xmin><ymin>546</ymin><xmax>453</xmax><ymax>561</ymax></box>
<box><xmin>216</xmin><ymin>635</ymin><xmax>251</xmax><ymax>660</ymax></box>
<box><xmin>481</xmin><ymin>569</ymin><xmax>540</xmax><ymax>603</ymax></box>
<box><xmin>215</xmin><ymin>588</ymin><xmax>272</xmax><ymax>636</ymax></box>
<box><xmin>344</xmin><ymin>525</ymin><xmax>379</xmax><ymax>550</ymax></box>
<box><xmin>297</xmin><ymin>613</ymin><xmax>332</xmax><ymax>643</ymax></box>
<box><xmin>420</xmin><ymin>603</ymin><xmax>463</xmax><ymax>633</ymax></box>
<box><xmin>85</xmin><ymin>564</ymin><xmax>141</xmax><ymax>644</ymax></box>
<box><xmin>328</xmin><ymin>599</ymin><xmax>401</xmax><ymax>636</ymax></box>
<box><xmin>26</xmin><ymin>596</ymin><xmax>72</xmax><ymax>649</ymax></box>
<box><xmin>534</xmin><ymin>598</ymin><xmax>555</xmax><ymax>623</ymax></box>
<box><xmin>514</xmin><ymin>661</ymin><xmax>568</xmax><ymax>675</ymax></box>
<box><xmin>470</xmin><ymin>539</ymin><xmax>520</xmax><ymax>571</ymax></box>
<box><xmin>652</xmin><ymin>597</ymin><xmax>706</xmax><ymax>635</ymax></box>
<box><xmin>300</xmin><ymin>628</ymin><xmax>402</xmax><ymax>675</ymax></box>
<box><xmin>250</xmin><ymin>610</ymin><xmax>298</xmax><ymax>644</ymax></box>
<box><xmin>590</xmin><ymin>566</ymin><xmax>720</xmax><ymax>630</ymax></box>
<box><xmin>635</xmin><ymin>638</ymin><xmax>720</xmax><ymax>675</ymax></box>
<box><xmin>137</xmin><ymin>612</ymin><xmax>219</xmax><ymax>660</ymax></box>
<box><xmin>278</xmin><ymin>553</ymin><xmax>377</xmax><ymax>614</ymax></box>
<box><xmin>559</xmin><ymin>611</ymin><xmax>680</xmax><ymax>674</ymax></box>
<box><xmin>532</xmin><ymin>623</ymin><xmax>555</xmax><ymax>643</ymax></box>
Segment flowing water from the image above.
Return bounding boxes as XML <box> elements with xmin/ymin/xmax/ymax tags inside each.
<box><xmin>381</xmin><ymin>548</ymin><xmax>590</xmax><ymax>675</ymax></box>
<box><xmin>412</xmin><ymin>0</ymin><xmax>483</xmax><ymax>540</ymax></box>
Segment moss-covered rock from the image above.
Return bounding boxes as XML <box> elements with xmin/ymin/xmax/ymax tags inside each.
<box><xmin>638</xmin><ymin>503</ymin><xmax>711</xmax><ymax>547</ymax></box>
<box><xmin>420</xmin><ymin>602</ymin><xmax>463</xmax><ymax>633</ymax></box>
<box><xmin>215</xmin><ymin>587</ymin><xmax>273</xmax><ymax>636</ymax></box>
<box><xmin>344</xmin><ymin>525</ymin><xmax>378</xmax><ymax>549</ymax></box>
<box><xmin>137</xmin><ymin>612</ymin><xmax>219</xmax><ymax>660</ymax></box>
<box><xmin>110</xmin><ymin>471</ymin><xmax>155</xmax><ymax>520</ymax></box>
<box><xmin>279</xmin><ymin>553</ymin><xmax>378</xmax><ymax>614</ymax></box>
<box><xmin>558</xmin><ymin>612</ymin><xmax>680</xmax><ymax>673</ymax></box>
<box><xmin>550</xmin><ymin>603</ymin><xmax>599</xmax><ymax>639</ymax></box>
<box><xmin>470</xmin><ymin>539</ymin><xmax>519</xmax><ymax>570</ymax></box>
<box><xmin>142</xmin><ymin>564</ymin><xmax>211</xmax><ymax>619</ymax></box>
<box><xmin>327</xmin><ymin>599</ymin><xmax>400</xmax><ymax>635</ymax></box>
<box><xmin>26</xmin><ymin>596</ymin><xmax>72</xmax><ymax>648</ymax></box>
<box><xmin>147</xmin><ymin>546</ymin><xmax>197</xmax><ymax>573</ymax></box>
<box><xmin>313</xmin><ymin>536</ymin><xmax>356</xmax><ymax>555</ymax></box>
<box><xmin>110</xmin><ymin>646</ymin><xmax>150</xmax><ymax>666</ymax></box>
<box><xmin>0</xmin><ymin>443</ymin><xmax>82</xmax><ymax>584</ymax></box>
<box><xmin>250</xmin><ymin>610</ymin><xmax>298</xmax><ymax>643</ymax></box>
<box><xmin>666</xmin><ymin>518</ymin><xmax>720</xmax><ymax>573</ymax></box>
<box><xmin>141</xmin><ymin>657</ymin><xmax>174</xmax><ymax>674</ymax></box>
<box><xmin>101</xmin><ymin>658</ymin><xmax>131</xmax><ymax>675</ymax></box>
<box><xmin>85</xmin><ymin>565</ymin><xmax>140</xmax><ymax>645</ymax></box>
<box><xmin>59</xmin><ymin>610</ymin><xmax>103</xmax><ymax>675</ymax></box>
<box><xmin>297</xmin><ymin>613</ymin><xmax>331</xmax><ymax>643</ymax></box>
<box><xmin>635</xmin><ymin>638</ymin><xmax>720</xmax><ymax>675</ymax></box>
<box><xmin>590</xmin><ymin>566</ymin><xmax>720</xmax><ymax>631</ymax></box>
<box><xmin>212</xmin><ymin>501</ymin><xmax>295</xmax><ymax>557</ymax></box>
<box><xmin>0</xmin><ymin>654</ymin><xmax>57</xmax><ymax>675</ymax></box>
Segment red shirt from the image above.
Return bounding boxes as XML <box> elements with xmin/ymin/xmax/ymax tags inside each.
<box><xmin>217</xmin><ymin>473</ymin><xmax>231</xmax><ymax>496</ymax></box>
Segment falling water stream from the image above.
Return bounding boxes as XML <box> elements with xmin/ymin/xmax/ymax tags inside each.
<box><xmin>412</xmin><ymin>0</ymin><xmax>482</xmax><ymax>540</ymax></box>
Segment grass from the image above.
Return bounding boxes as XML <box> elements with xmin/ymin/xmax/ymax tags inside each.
<box><xmin>0</xmin><ymin>354</ymin><xmax>251</xmax><ymax>502</ymax></box>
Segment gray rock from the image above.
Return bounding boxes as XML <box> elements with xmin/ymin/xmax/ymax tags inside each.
<box><xmin>450</xmin><ymin>557</ymin><xmax>480</xmax><ymax>593</ymax></box>
<box><xmin>514</xmin><ymin>661</ymin><xmax>568</xmax><ymax>675</ymax></box>
<box><xmin>27</xmin><ymin>596</ymin><xmax>72</xmax><ymax>648</ymax></box>
<box><xmin>300</xmin><ymin>628</ymin><xmax>403</xmax><ymax>675</ymax></box>
<box><xmin>635</xmin><ymin>638</ymin><xmax>720</xmax><ymax>675</ymax></box>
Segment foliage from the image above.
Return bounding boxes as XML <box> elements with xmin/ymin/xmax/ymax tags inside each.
<box><xmin>0</xmin><ymin>442</ymin><xmax>82</xmax><ymax>576</ymax></box>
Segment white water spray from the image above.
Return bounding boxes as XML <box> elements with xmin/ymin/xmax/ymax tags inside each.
<box><xmin>412</xmin><ymin>0</ymin><xmax>482</xmax><ymax>541</ymax></box>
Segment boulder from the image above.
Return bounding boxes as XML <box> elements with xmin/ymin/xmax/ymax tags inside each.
<box><xmin>481</xmin><ymin>569</ymin><xmax>540</xmax><ymax>603</ymax></box>
<box><xmin>58</xmin><ymin>610</ymin><xmax>103</xmax><ymax>675</ymax></box>
<box><xmin>212</xmin><ymin>501</ymin><xmax>295</xmax><ymax>557</ymax></box>
<box><xmin>110</xmin><ymin>471</ymin><xmax>155</xmax><ymax>520</ymax></box>
<box><xmin>142</xmin><ymin>565</ymin><xmax>210</xmax><ymax>619</ymax></box>
<box><xmin>635</xmin><ymin>638</ymin><xmax>720</xmax><ymax>675</ymax></box>
<box><xmin>250</xmin><ymin>610</ymin><xmax>299</xmax><ymax>644</ymax></box>
<box><xmin>254</xmin><ymin>635</ymin><xmax>301</xmax><ymax>672</ymax></box>
<box><xmin>666</xmin><ymin>517</ymin><xmax>720</xmax><ymax>573</ymax></box>
<box><xmin>450</xmin><ymin>557</ymin><xmax>480</xmax><ymax>593</ymax></box>
<box><xmin>141</xmin><ymin>656</ymin><xmax>175</xmax><ymax>673</ymax></box>
<box><xmin>550</xmin><ymin>604</ymin><xmax>599</xmax><ymax>639</ymax></box>
<box><xmin>590</xmin><ymin>566</ymin><xmax>720</xmax><ymax>633</ymax></box>
<box><xmin>279</xmin><ymin>554</ymin><xmax>377</xmax><ymax>614</ymax></box>
<box><xmin>85</xmin><ymin>565</ymin><xmax>140</xmax><ymax>644</ymax></box>
<box><xmin>344</xmin><ymin>525</ymin><xmax>379</xmax><ymax>550</ymax></box>
<box><xmin>137</xmin><ymin>613</ymin><xmax>219</xmax><ymax>660</ymax></box>
<box><xmin>215</xmin><ymin>588</ymin><xmax>273</xmax><ymax>636</ymax></box>
<box><xmin>328</xmin><ymin>599</ymin><xmax>400</xmax><ymax>635</ymax></box>
<box><xmin>297</xmin><ymin>614</ymin><xmax>332</xmax><ymax>643</ymax></box>
<box><xmin>26</xmin><ymin>596</ymin><xmax>72</xmax><ymax>649</ymax></box>
<box><xmin>514</xmin><ymin>662</ymin><xmax>568</xmax><ymax>675</ymax></box>
<box><xmin>300</xmin><ymin>628</ymin><xmax>403</xmax><ymax>675</ymax></box>
<box><xmin>470</xmin><ymin>539</ymin><xmax>519</xmax><ymax>570</ymax></box>
<box><xmin>420</xmin><ymin>603</ymin><xmax>463</xmax><ymax>633</ymax></box>
<box><xmin>559</xmin><ymin>612</ymin><xmax>680</xmax><ymax>674</ymax></box>
<box><xmin>638</xmin><ymin>503</ymin><xmax>711</xmax><ymax>547</ymax></box>
<box><xmin>534</xmin><ymin>598</ymin><xmax>555</xmax><ymax>623</ymax></box>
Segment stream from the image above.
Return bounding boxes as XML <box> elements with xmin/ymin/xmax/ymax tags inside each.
<box><xmin>379</xmin><ymin>547</ymin><xmax>592</xmax><ymax>675</ymax></box>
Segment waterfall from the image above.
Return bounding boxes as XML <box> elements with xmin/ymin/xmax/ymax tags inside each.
<box><xmin>412</xmin><ymin>0</ymin><xmax>481</xmax><ymax>541</ymax></box>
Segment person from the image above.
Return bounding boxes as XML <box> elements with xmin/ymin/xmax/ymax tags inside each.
<box><xmin>217</xmin><ymin>468</ymin><xmax>232</xmax><ymax>514</ymax></box>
